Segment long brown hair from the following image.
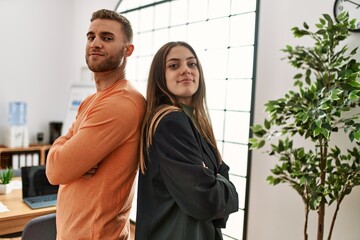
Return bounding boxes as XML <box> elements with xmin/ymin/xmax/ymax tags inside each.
<box><xmin>140</xmin><ymin>41</ymin><xmax>221</xmax><ymax>173</ymax></box>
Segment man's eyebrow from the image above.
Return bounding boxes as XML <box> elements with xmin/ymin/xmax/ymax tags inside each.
<box><xmin>86</xmin><ymin>31</ymin><xmax>115</xmax><ymax>37</ymax></box>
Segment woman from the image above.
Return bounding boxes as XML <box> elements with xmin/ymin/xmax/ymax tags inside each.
<box><xmin>135</xmin><ymin>41</ymin><xmax>239</xmax><ymax>240</ymax></box>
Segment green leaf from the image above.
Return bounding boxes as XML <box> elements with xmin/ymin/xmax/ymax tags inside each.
<box><xmin>294</xmin><ymin>73</ymin><xmax>303</xmax><ymax>79</ymax></box>
<box><xmin>319</xmin><ymin>104</ymin><xmax>330</xmax><ymax>110</ymax></box>
<box><xmin>315</xmin><ymin>119</ymin><xmax>322</xmax><ymax>127</ymax></box>
<box><xmin>303</xmin><ymin>22</ymin><xmax>309</xmax><ymax>29</ymax></box>
<box><xmin>249</xmin><ymin>138</ymin><xmax>264</xmax><ymax>150</ymax></box>
<box><xmin>354</xmin><ymin>130</ymin><xmax>360</xmax><ymax>142</ymax></box>
<box><xmin>314</xmin><ymin>127</ymin><xmax>322</xmax><ymax>137</ymax></box>
<box><xmin>300</xmin><ymin>176</ymin><xmax>306</xmax><ymax>186</ymax></box>
<box><xmin>301</xmin><ymin>112</ymin><xmax>309</xmax><ymax>123</ymax></box>
<box><xmin>315</xmin><ymin>23</ymin><xmax>323</xmax><ymax>29</ymax></box>
<box><xmin>258</xmin><ymin>140</ymin><xmax>266</xmax><ymax>148</ymax></box>
<box><xmin>264</xmin><ymin>119</ymin><xmax>271</xmax><ymax>130</ymax></box>
<box><xmin>322</xmin><ymin>128</ymin><xmax>330</xmax><ymax>139</ymax></box>
<box><xmin>348</xmin><ymin>90</ymin><xmax>360</xmax><ymax>101</ymax></box>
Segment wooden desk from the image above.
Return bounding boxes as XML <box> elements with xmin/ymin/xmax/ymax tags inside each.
<box><xmin>0</xmin><ymin>188</ymin><xmax>56</xmax><ymax>235</ymax></box>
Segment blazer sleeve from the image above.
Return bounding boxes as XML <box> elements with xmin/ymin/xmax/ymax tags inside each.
<box><xmin>151</xmin><ymin>112</ymin><xmax>239</xmax><ymax>222</ymax></box>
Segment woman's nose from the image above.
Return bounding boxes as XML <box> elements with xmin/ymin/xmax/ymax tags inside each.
<box><xmin>181</xmin><ymin>65</ymin><xmax>191</xmax><ymax>75</ymax></box>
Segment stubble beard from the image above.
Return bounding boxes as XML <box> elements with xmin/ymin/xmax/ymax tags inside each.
<box><xmin>86</xmin><ymin>50</ymin><xmax>125</xmax><ymax>73</ymax></box>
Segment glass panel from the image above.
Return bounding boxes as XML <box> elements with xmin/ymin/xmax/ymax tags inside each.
<box><xmin>170</xmin><ymin>0</ymin><xmax>188</xmax><ymax>26</ymax></box>
<box><xmin>209</xmin><ymin>0</ymin><xmax>231</xmax><ymax>18</ymax></box>
<box><xmin>205</xmin><ymin>18</ymin><xmax>230</xmax><ymax>49</ymax></box>
<box><xmin>187</xmin><ymin>22</ymin><xmax>208</xmax><ymax>50</ymax></box>
<box><xmin>200</xmin><ymin>48</ymin><xmax>229</xmax><ymax>80</ymax></box>
<box><xmin>206</xmin><ymin>79</ymin><xmax>226</xmax><ymax>110</ymax></box>
<box><xmin>232</xmin><ymin>0</ymin><xmax>257</xmax><ymax>14</ymax></box>
<box><xmin>154</xmin><ymin>2</ymin><xmax>170</xmax><ymax>29</ymax></box>
<box><xmin>188</xmin><ymin>0</ymin><xmax>208</xmax><ymax>22</ymax></box>
<box><xmin>230</xmin><ymin>175</ymin><xmax>246</xmax><ymax>209</ymax></box>
<box><xmin>139</xmin><ymin>0</ymin><xmax>154</xmax><ymax>5</ymax></box>
<box><xmin>139</xmin><ymin>7</ymin><xmax>154</xmax><ymax>32</ymax></box>
<box><xmin>228</xmin><ymin>46</ymin><xmax>254</xmax><ymax>79</ymax></box>
<box><xmin>209</xmin><ymin>110</ymin><xmax>225</xmax><ymax>141</ymax></box>
<box><xmin>153</xmin><ymin>28</ymin><xmax>169</xmax><ymax>52</ymax></box>
<box><xmin>223</xmin><ymin>236</ymin><xmax>236</xmax><ymax>240</ymax></box>
<box><xmin>135</xmin><ymin>55</ymin><xmax>153</xmax><ymax>82</ymax></box>
<box><xmin>224</xmin><ymin>111</ymin><xmax>250</xmax><ymax>144</ymax></box>
<box><xmin>222</xmin><ymin>210</ymin><xmax>244</xmax><ymax>239</ymax></box>
<box><xmin>169</xmin><ymin>25</ymin><xmax>188</xmax><ymax>42</ymax></box>
<box><xmin>134</xmin><ymin>80</ymin><xmax>147</xmax><ymax>97</ymax></box>
<box><xmin>124</xmin><ymin>12</ymin><xmax>140</xmax><ymax>33</ymax></box>
<box><xmin>230</xmin><ymin>13</ymin><xmax>256</xmax><ymax>47</ymax></box>
<box><xmin>226</xmin><ymin>79</ymin><xmax>252</xmax><ymax>111</ymax></box>
<box><xmin>136</xmin><ymin>31</ymin><xmax>153</xmax><ymax>56</ymax></box>
<box><xmin>116</xmin><ymin>1</ymin><xmax>259</xmax><ymax>239</ymax></box>
<box><xmin>217</xmin><ymin>140</ymin><xmax>224</xmax><ymax>155</ymax></box>
<box><xmin>126</xmin><ymin>57</ymin><xmax>138</xmax><ymax>81</ymax></box>
<box><xmin>117</xmin><ymin>0</ymin><xmax>141</xmax><ymax>12</ymax></box>
<box><xmin>223</xmin><ymin>142</ymin><xmax>248</xmax><ymax>177</ymax></box>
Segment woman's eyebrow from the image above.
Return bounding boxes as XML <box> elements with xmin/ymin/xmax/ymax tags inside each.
<box><xmin>166</xmin><ymin>56</ymin><xmax>195</xmax><ymax>63</ymax></box>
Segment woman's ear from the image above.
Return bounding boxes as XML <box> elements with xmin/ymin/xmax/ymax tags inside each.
<box><xmin>124</xmin><ymin>44</ymin><xmax>134</xmax><ymax>57</ymax></box>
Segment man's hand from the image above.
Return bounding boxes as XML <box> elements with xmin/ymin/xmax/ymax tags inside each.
<box><xmin>83</xmin><ymin>165</ymin><xmax>98</xmax><ymax>178</ymax></box>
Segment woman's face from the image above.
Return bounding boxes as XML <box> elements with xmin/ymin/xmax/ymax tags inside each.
<box><xmin>165</xmin><ymin>46</ymin><xmax>199</xmax><ymax>105</ymax></box>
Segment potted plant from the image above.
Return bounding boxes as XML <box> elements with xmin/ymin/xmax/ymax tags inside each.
<box><xmin>0</xmin><ymin>167</ymin><xmax>13</xmax><ymax>194</ymax></box>
<box><xmin>249</xmin><ymin>12</ymin><xmax>360</xmax><ymax>240</ymax></box>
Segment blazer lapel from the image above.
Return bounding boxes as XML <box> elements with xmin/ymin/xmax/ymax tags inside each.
<box><xmin>199</xmin><ymin>135</ymin><xmax>218</xmax><ymax>170</ymax></box>
<box><xmin>186</xmin><ymin>114</ymin><xmax>219</xmax><ymax>171</ymax></box>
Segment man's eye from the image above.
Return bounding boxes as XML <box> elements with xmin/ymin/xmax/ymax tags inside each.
<box><xmin>103</xmin><ymin>37</ymin><xmax>113</xmax><ymax>41</ymax></box>
<box><xmin>87</xmin><ymin>36</ymin><xmax>95</xmax><ymax>41</ymax></box>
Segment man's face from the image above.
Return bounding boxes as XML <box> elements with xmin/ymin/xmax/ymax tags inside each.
<box><xmin>85</xmin><ymin>19</ymin><xmax>128</xmax><ymax>72</ymax></box>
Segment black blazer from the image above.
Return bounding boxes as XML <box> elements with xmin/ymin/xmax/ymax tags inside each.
<box><xmin>135</xmin><ymin>111</ymin><xmax>239</xmax><ymax>240</ymax></box>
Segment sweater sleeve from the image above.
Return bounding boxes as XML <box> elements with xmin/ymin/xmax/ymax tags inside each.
<box><xmin>152</xmin><ymin>112</ymin><xmax>239</xmax><ymax>221</ymax></box>
<box><xmin>46</xmin><ymin>95</ymin><xmax>140</xmax><ymax>185</ymax></box>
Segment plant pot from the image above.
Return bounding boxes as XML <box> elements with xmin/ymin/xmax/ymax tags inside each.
<box><xmin>0</xmin><ymin>183</ymin><xmax>12</xmax><ymax>195</ymax></box>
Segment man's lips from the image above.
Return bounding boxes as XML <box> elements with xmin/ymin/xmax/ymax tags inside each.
<box><xmin>89</xmin><ymin>52</ymin><xmax>104</xmax><ymax>56</ymax></box>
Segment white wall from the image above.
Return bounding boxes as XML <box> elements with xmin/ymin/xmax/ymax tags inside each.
<box><xmin>248</xmin><ymin>0</ymin><xmax>360</xmax><ymax>239</ymax></box>
<box><xmin>0</xmin><ymin>0</ymin><xmax>359</xmax><ymax>239</ymax></box>
<box><xmin>0</xmin><ymin>0</ymin><xmax>73</xmax><ymax>144</ymax></box>
<box><xmin>0</xmin><ymin>0</ymin><xmax>118</xmax><ymax>144</ymax></box>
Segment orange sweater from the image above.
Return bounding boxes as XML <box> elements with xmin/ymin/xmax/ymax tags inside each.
<box><xmin>46</xmin><ymin>80</ymin><xmax>145</xmax><ymax>240</ymax></box>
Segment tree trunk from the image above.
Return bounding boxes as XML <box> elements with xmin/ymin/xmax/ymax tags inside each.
<box><xmin>317</xmin><ymin>201</ymin><xmax>325</xmax><ymax>240</ymax></box>
<box><xmin>328</xmin><ymin>199</ymin><xmax>342</xmax><ymax>240</ymax></box>
<box><xmin>317</xmin><ymin>140</ymin><xmax>327</xmax><ymax>240</ymax></box>
<box><xmin>304</xmin><ymin>203</ymin><xmax>309</xmax><ymax>240</ymax></box>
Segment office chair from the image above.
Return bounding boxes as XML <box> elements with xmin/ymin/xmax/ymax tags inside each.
<box><xmin>21</xmin><ymin>213</ymin><xmax>56</xmax><ymax>240</ymax></box>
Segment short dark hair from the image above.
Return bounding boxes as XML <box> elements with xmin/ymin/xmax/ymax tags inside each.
<box><xmin>91</xmin><ymin>9</ymin><xmax>133</xmax><ymax>43</ymax></box>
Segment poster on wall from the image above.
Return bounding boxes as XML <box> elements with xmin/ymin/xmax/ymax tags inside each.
<box><xmin>62</xmin><ymin>82</ymin><xmax>95</xmax><ymax>135</ymax></box>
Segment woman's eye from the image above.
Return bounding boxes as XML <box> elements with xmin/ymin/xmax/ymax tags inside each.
<box><xmin>188</xmin><ymin>62</ymin><xmax>197</xmax><ymax>68</ymax></box>
<box><xmin>169</xmin><ymin>64</ymin><xmax>178</xmax><ymax>70</ymax></box>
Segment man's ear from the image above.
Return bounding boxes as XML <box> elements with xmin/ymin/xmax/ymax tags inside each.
<box><xmin>124</xmin><ymin>44</ymin><xmax>134</xmax><ymax>57</ymax></box>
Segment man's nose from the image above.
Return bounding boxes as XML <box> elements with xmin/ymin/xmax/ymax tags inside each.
<box><xmin>90</xmin><ymin>37</ymin><xmax>102</xmax><ymax>48</ymax></box>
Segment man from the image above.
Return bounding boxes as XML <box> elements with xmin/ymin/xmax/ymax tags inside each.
<box><xmin>46</xmin><ymin>9</ymin><xmax>145</xmax><ymax>239</ymax></box>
